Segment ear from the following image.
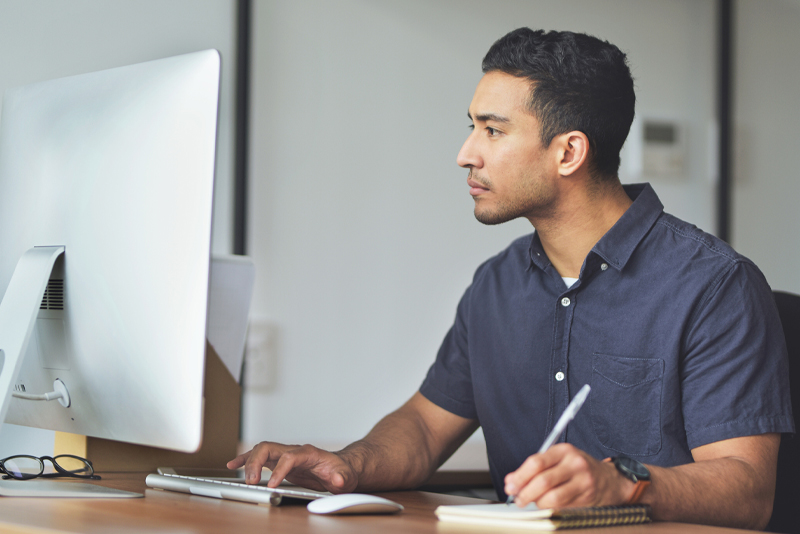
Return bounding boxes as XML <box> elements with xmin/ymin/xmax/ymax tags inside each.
<box><xmin>555</xmin><ymin>131</ymin><xmax>590</xmax><ymax>177</ymax></box>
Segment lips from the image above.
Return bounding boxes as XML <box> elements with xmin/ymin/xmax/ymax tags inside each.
<box><xmin>467</xmin><ymin>177</ymin><xmax>490</xmax><ymax>196</ymax></box>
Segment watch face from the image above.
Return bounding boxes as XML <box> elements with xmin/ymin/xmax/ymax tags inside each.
<box><xmin>615</xmin><ymin>456</ymin><xmax>650</xmax><ymax>481</ymax></box>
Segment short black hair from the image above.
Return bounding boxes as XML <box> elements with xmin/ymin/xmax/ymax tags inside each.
<box><xmin>482</xmin><ymin>28</ymin><xmax>635</xmax><ymax>180</ymax></box>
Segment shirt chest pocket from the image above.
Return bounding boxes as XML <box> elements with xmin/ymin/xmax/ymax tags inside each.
<box><xmin>591</xmin><ymin>353</ymin><xmax>664</xmax><ymax>457</ymax></box>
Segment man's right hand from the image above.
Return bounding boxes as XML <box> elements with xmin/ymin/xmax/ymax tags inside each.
<box><xmin>227</xmin><ymin>442</ymin><xmax>359</xmax><ymax>493</ymax></box>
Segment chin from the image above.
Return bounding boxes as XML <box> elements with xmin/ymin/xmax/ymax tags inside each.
<box><xmin>474</xmin><ymin>208</ymin><xmax>515</xmax><ymax>226</ymax></box>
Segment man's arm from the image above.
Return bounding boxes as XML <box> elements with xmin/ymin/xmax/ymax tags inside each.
<box><xmin>227</xmin><ymin>392</ymin><xmax>479</xmax><ymax>493</ymax></box>
<box><xmin>505</xmin><ymin>433</ymin><xmax>780</xmax><ymax>530</ymax></box>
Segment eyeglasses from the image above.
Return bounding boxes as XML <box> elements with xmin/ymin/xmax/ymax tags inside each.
<box><xmin>0</xmin><ymin>454</ymin><xmax>100</xmax><ymax>480</ymax></box>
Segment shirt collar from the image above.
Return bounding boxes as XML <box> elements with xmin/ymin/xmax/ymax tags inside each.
<box><xmin>528</xmin><ymin>183</ymin><xmax>664</xmax><ymax>272</ymax></box>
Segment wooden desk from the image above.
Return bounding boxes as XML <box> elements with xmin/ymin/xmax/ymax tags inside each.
<box><xmin>0</xmin><ymin>473</ymin><xmax>758</xmax><ymax>534</ymax></box>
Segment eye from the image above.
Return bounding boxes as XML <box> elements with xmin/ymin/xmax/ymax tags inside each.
<box><xmin>486</xmin><ymin>127</ymin><xmax>498</xmax><ymax>136</ymax></box>
<box><xmin>468</xmin><ymin>124</ymin><xmax>475</xmax><ymax>131</ymax></box>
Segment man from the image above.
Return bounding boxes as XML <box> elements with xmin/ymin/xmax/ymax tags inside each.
<box><xmin>229</xmin><ymin>28</ymin><xmax>793</xmax><ymax>529</ymax></box>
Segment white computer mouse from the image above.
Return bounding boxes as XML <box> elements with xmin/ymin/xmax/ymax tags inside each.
<box><xmin>306</xmin><ymin>493</ymin><xmax>404</xmax><ymax>515</ymax></box>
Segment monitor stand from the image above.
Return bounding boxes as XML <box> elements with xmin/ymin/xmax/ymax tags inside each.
<box><xmin>0</xmin><ymin>246</ymin><xmax>142</xmax><ymax>498</ymax></box>
<box><xmin>0</xmin><ymin>246</ymin><xmax>65</xmax><ymax>425</ymax></box>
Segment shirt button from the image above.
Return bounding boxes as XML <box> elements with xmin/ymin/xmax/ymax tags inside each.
<box><xmin>555</xmin><ymin>371</ymin><xmax>565</xmax><ymax>381</ymax></box>
<box><xmin>561</xmin><ymin>297</ymin><xmax>571</xmax><ymax>307</ymax></box>
<box><xmin>601</xmin><ymin>263</ymin><xmax>608</xmax><ymax>271</ymax></box>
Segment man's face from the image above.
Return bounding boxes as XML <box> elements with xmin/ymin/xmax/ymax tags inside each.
<box><xmin>457</xmin><ymin>71</ymin><xmax>558</xmax><ymax>225</ymax></box>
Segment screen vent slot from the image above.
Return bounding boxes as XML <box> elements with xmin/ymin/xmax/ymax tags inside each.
<box><xmin>40</xmin><ymin>279</ymin><xmax>64</xmax><ymax>310</ymax></box>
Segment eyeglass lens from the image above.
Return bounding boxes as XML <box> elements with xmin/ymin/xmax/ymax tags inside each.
<box><xmin>2</xmin><ymin>456</ymin><xmax>43</xmax><ymax>479</ymax></box>
<box><xmin>54</xmin><ymin>455</ymin><xmax>93</xmax><ymax>475</ymax></box>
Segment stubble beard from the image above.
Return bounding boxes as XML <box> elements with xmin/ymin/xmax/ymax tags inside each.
<box><xmin>474</xmin><ymin>198</ymin><xmax>521</xmax><ymax>225</ymax></box>
<box><xmin>471</xmin><ymin>171</ymin><xmax>556</xmax><ymax>226</ymax></box>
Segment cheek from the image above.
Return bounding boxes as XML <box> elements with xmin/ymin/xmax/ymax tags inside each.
<box><xmin>488</xmin><ymin>149</ymin><xmax>525</xmax><ymax>183</ymax></box>
<box><xmin>522</xmin><ymin>151</ymin><xmax>553</xmax><ymax>182</ymax></box>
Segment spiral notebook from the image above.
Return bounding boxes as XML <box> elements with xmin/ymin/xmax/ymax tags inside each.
<box><xmin>434</xmin><ymin>502</ymin><xmax>651</xmax><ymax>530</ymax></box>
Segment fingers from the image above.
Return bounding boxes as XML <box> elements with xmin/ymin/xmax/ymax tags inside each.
<box><xmin>516</xmin><ymin>453</ymin><xmax>591</xmax><ymax>508</ymax></box>
<box><xmin>267</xmin><ymin>444</ymin><xmax>355</xmax><ymax>493</ymax></box>
<box><xmin>504</xmin><ymin>444</ymin><xmax>612</xmax><ymax>509</ymax></box>
<box><xmin>505</xmin><ymin>446</ymin><xmax>564</xmax><ymax>505</ymax></box>
<box><xmin>227</xmin><ymin>442</ymin><xmax>358</xmax><ymax>493</ymax></box>
<box><xmin>266</xmin><ymin>447</ymin><xmax>304</xmax><ymax>488</ymax></box>
<box><xmin>226</xmin><ymin>453</ymin><xmax>248</xmax><ymax>470</ymax></box>
<box><xmin>226</xmin><ymin>442</ymin><xmax>292</xmax><ymax>485</ymax></box>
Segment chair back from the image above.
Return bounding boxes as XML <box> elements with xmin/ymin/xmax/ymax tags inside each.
<box><xmin>767</xmin><ymin>291</ymin><xmax>800</xmax><ymax>533</ymax></box>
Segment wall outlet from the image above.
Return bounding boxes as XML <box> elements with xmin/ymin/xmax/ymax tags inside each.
<box><xmin>243</xmin><ymin>321</ymin><xmax>278</xmax><ymax>391</ymax></box>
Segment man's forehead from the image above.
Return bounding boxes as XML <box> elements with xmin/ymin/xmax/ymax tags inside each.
<box><xmin>468</xmin><ymin>71</ymin><xmax>534</xmax><ymax>122</ymax></box>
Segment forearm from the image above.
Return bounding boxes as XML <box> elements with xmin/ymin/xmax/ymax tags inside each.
<box><xmin>338</xmin><ymin>412</ymin><xmax>437</xmax><ymax>491</ymax></box>
<box><xmin>339</xmin><ymin>393</ymin><xmax>478</xmax><ymax>492</ymax></box>
<box><xmin>230</xmin><ymin>393</ymin><xmax>476</xmax><ymax>494</ymax></box>
<box><xmin>506</xmin><ymin>435</ymin><xmax>778</xmax><ymax>530</ymax></box>
<box><xmin>644</xmin><ymin>456</ymin><xmax>774</xmax><ymax>530</ymax></box>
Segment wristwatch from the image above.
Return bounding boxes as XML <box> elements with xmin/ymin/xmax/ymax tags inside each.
<box><xmin>605</xmin><ymin>456</ymin><xmax>651</xmax><ymax>504</ymax></box>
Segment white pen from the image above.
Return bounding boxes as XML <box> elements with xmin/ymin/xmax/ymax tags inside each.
<box><xmin>506</xmin><ymin>383</ymin><xmax>592</xmax><ymax>505</ymax></box>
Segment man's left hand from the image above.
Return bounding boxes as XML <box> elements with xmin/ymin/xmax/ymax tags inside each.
<box><xmin>504</xmin><ymin>443</ymin><xmax>634</xmax><ymax>508</ymax></box>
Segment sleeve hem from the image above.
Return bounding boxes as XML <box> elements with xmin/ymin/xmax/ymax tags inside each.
<box><xmin>686</xmin><ymin>415</ymin><xmax>796</xmax><ymax>450</ymax></box>
<box><xmin>419</xmin><ymin>384</ymin><xmax>477</xmax><ymax>420</ymax></box>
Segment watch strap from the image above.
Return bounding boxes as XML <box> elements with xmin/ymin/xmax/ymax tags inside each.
<box><xmin>604</xmin><ymin>457</ymin><xmax>651</xmax><ymax>504</ymax></box>
<box><xmin>627</xmin><ymin>479</ymin><xmax>650</xmax><ymax>504</ymax></box>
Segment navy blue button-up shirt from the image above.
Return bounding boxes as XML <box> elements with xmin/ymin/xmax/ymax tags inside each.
<box><xmin>420</xmin><ymin>183</ymin><xmax>794</xmax><ymax>498</ymax></box>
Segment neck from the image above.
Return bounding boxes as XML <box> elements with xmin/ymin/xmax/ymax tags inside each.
<box><xmin>529</xmin><ymin>179</ymin><xmax>632</xmax><ymax>278</ymax></box>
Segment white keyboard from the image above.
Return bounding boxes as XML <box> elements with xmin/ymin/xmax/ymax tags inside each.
<box><xmin>145</xmin><ymin>473</ymin><xmax>330</xmax><ymax>506</ymax></box>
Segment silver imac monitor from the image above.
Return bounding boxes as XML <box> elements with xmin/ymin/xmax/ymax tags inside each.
<box><xmin>0</xmin><ymin>50</ymin><xmax>221</xmax><ymax>457</ymax></box>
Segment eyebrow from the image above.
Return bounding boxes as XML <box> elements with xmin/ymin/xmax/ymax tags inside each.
<box><xmin>468</xmin><ymin>111</ymin><xmax>511</xmax><ymax>124</ymax></box>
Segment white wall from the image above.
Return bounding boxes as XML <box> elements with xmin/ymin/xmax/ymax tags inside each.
<box><xmin>0</xmin><ymin>0</ymin><xmax>237</xmax><ymax>456</ymax></box>
<box><xmin>732</xmin><ymin>0</ymin><xmax>800</xmax><ymax>294</ymax></box>
<box><xmin>5</xmin><ymin>0</ymin><xmax>793</xmax><ymax>467</ymax></box>
<box><xmin>243</xmin><ymin>0</ymin><xmax>717</xmax><ymax>449</ymax></box>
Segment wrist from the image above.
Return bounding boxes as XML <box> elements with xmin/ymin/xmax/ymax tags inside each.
<box><xmin>602</xmin><ymin>458</ymin><xmax>636</xmax><ymax>504</ymax></box>
<box><xmin>336</xmin><ymin>443</ymin><xmax>368</xmax><ymax>480</ymax></box>
<box><xmin>604</xmin><ymin>456</ymin><xmax>651</xmax><ymax>504</ymax></box>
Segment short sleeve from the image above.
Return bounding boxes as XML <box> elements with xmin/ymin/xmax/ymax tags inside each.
<box><xmin>419</xmin><ymin>284</ymin><xmax>478</xmax><ymax>419</ymax></box>
<box><xmin>681</xmin><ymin>260</ymin><xmax>795</xmax><ymax>450</ymax></box>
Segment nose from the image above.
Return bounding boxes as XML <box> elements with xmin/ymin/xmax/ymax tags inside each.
<box><xmin>457</xmin><ymin>131</ymin><xmax>482</xmax><ymax>169</ymax></box>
